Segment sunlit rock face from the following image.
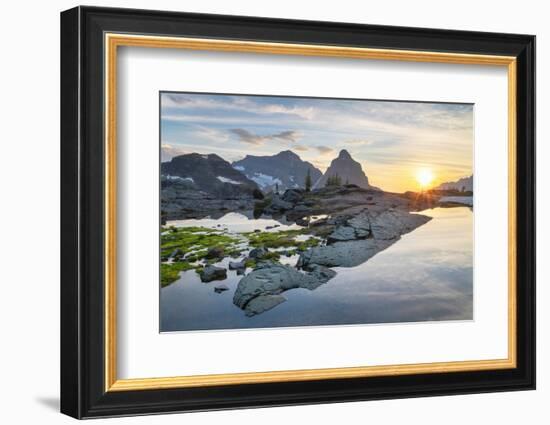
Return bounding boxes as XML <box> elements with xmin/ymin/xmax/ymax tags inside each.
<box><xmin>313</xmin><ymin>149</ymin><xmax>372</xmax><ymax>189</ymax></box>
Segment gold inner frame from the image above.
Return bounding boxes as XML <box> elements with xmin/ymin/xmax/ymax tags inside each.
<box><xmin>104</xmin><ymin>33</ymin><xmax>517</xmax><ymax>392</ymax></box>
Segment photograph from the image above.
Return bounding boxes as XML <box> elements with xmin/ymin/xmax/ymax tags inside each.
<box><xmin>56</xmin><ymin>4</ymin><xmax>536</xmax><ymax>419</ymax></box>
<box><xmin>159</xmin><ymin>92</ymin><xmax>474</xmax><ymax>332</ymax></box>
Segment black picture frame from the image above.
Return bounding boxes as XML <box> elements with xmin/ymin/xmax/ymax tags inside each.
<box><xmin>61</xmin><ymin>5</ymin><xmax>536</xmax><ymax>419</ymax></box>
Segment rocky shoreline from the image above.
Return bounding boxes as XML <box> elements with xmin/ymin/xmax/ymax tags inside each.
<box><xmin>161</xmin><ymin>184</ymin><xmax>440</xmax><ymax>317</ymax></box>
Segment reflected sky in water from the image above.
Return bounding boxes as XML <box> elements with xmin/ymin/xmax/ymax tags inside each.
<box><xmin>160</xmin><ymin>207</ymin><xmax>473</xmax><ymax>332</ymax></box>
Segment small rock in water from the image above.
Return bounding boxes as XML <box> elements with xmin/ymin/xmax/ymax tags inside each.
<box><xmin>254</xmin><ymin>229</ymin><xmax>261</xmax><ymax>233</ymax></box>
<box><xmin>205</xmin><ymin>247</ymin><xmax>224</xmax><ymax>259</ymax></box>
<box><xmin>200</xmin><ymin>265</ymin><xmax>227</xmax><ymax>282</ymax></box>
<box><xmin>214</xmin><ymin>284</ymin><xmax>229</xmax><ymax>293</ymax></box>
<box><xmin>248</xmin><ymin>247</ymin><xmax>269</xmax><ymax>259</ymax></box>
<box><xmin>228</xmin><ymin>260</ymin><xmax>246</xmax><ymax>271</ymax></box>
<box><xmin>170</xmin><ymin>248</ymin><xmax>184</xmax><ymax>259</ymax></box>
<box><xmin>233</xmin><ymin>262</ymin><xmax>336</xmax><ymax>313</ymax></box>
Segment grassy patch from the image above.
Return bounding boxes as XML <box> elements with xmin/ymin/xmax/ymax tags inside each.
<box><xmin>262</xmin><ymin>251</ymin><xmax>281</xmax><ymax>261</ymax></box>
<box><xmin>242</xmin><ymin>229</ymin><xmax>322</xmax><ymax>252</ymax></box>
<box><xmin>244</xmin><ymin>258</ymin><xmax>257</xmax><ymax>268</ymax></box>
<box><xmin>160</xmin><ymin>226</ymin><xmax>243</xmax><ymax>287</ymax></box>
<box><xmin>161</xmin><ymin>262</ymin><xmax>198</xmax><ymax>287</ymax></box>
<box><xmin>243</xmin><ymin>229</ymin><xmax>311</xmax><ymax>249</ymax></box>
<box><xmin>160</xmin><ymin>226</ymin><xmax>241</xmax><ymax>258</ymax></box>
<box><xmin>296</xmin><ymin>238</ymin><xmax>321</xmax><ymax>251</ymax></box>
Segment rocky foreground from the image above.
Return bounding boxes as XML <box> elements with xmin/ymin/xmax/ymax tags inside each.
<box><xmin>229</xmin><ymin>205</ymin><xmax>431</xmax><ymax>316</ymax></box>
<box><xmin>162</xmin><ymin>184</ymin><xmax>440</xmax><ymax>317</ymax></box>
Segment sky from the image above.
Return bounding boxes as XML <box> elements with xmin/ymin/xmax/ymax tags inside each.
<box><xmin>160</xmin><ymin>92</ymin><xmax>473</xmax><ymax>193</ymax></box>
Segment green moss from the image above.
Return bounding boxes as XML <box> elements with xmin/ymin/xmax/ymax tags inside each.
<box><xmin>243</xmin><ymin>229</ymin><xmax>310</xmax><ymax>249</ymax></box>
<box><xmin>160</xmin><ymin>261</ymin><xmax>197</xmax><ymax>287</ymax></box>
<box><xmin>244</xmin><ymin>258</ymin><xmax>256</xmax><ymax>268</ymax></box>
<box><xmin>296</xmin><ymin>238</ymin><xmax>321</xmax><ymax>251</ymax></box>
<box><xmin>160</xmin><ymin>226</ymin><xmax>241</xmax><ymax>258</ymax></box>
<box><xmin>262</xmin><ymin>251</ymin><xmax>281</xmax><ymax>261</ymax></box>
<box><xmin>160</xmin><ymin>226</ymin><xmax>243</xmax><ymax>287</ymax></box>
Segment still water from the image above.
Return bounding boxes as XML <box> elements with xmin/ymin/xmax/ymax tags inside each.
<box><xmin>160</xmin><ymin>207</ymin><xmax>473</xmax><ymax>332</ymax></box>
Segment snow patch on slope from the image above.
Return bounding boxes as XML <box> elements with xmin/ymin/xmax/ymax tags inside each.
<box><xmin>250</xmin><ymin>173</ymin><xmax>282</xmax><ymax>188</ymax></box>
<box><xmin>217</xmin><ymin>176</ymin><xmax>243</xmax><ymax>185</ymax></box>
<box><xmin>163</xmin><ymin>175</ymin><xmax>194</xmax><ymax>183</ymax></box>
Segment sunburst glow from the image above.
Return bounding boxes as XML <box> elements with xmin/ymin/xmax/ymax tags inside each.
<box><xmin>416</xmin><ymin>168</ymin><xmax>435</xmax><ymax>189</ymax></box>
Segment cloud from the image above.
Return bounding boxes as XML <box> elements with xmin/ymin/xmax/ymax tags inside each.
<box><xmin>161</xmin><ymin>144</ymin><xmax>187</xmax><ymax>162</ymax></box>
<box><xmin>345</xmin><ymin>139</ymin><xmax>373</xmax><ymax>146</ymax></box>
<box><xmin>316</xmin><ymin>145</ymin><xmax>334</xmax><ymax>154</ymax></box>
<box><xmin>261</xmin><ymin>104</ymin><xmax>315</xmax><ymax>120</ymax></box>
<box><xmin>193</xmin><ymin>126</ymin><xmax>230</xmax><ymax>143</ymax></box>
<box><xmin>229</xmin><ymin>128</ymin><xmax>301</xmax><ymax>145</ymax></box>
<box><xmin>162</xmin><ymin>93</ymin><xmax>315</xmax><ymax>120</ymax></box>
<box><xmin>293</xmin><ymin>144</ymin><xmax>309</xmax><ymax>152</ymax></box>
<box><xmin>274</xmin><ymin>130</ymin><xmax>301</xmax><ymax>143</ymax></box>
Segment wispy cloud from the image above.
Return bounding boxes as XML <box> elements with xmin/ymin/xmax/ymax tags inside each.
<box><xmin>162</xmin><ymin>93</ymin><xmax>315</xmax><ymax>120</ymax></box>
<box><xmin>316</xmin><ymin>146</ymin><xmax>334</xmax><ymax>154</ymax></box>
<box><xmin>229</xmin><ymin>128</ymin><xmax>301</xmax><ymax>145</ymax></box>
<box><xmin>345</xmin><ymin>139</ymin><xmax>373</xmax><ymax>146</ymax></box>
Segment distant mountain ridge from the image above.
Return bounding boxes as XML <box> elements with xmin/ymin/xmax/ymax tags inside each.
<box><xmin>435</xmin><ymin>175</ymin><xmax>473</xmax><ymax>192</ymax></box>
<box><xmin>161</xmin><ymin>153</ymin><xmax>259</xmax><ymax>198</ymax></box>
<box><xmin>232</xmin><ymin>150</ymin><xmax>322</xmax><ymax>192</ymax></box>
<box><xmin>313</xmin><ymin>149</ymin><xmax>374</xmax><ymax>190</ymax></box>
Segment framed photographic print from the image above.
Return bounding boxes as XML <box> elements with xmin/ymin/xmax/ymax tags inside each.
<box><xmin>60</xmin><ymin>6</ymin><xmax>536</xmax><ymax>419</ymax></box>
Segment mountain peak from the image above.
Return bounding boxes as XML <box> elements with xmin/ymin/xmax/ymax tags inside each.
<box><xmin>232</xmin><ymin>151</ymin><xmax>322</xmax><ymax>191</ymax></box>
<box><xmin>276</xmin><ymin>150</ymin><xmax>300</xmax><ymax>159</ymax></box>
<box><xmin>338</xmin><ymin>149</ymin><xmax>352</xmax><ymax>159</ymax></box>
<box><xmin>313</xmin><ymin>149</ymin><xmax>371</xmax><ymax>189</ymax></box>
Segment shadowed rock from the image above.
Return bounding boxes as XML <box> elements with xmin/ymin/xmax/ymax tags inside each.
<box><xmin>200</xmin><ymin>265</ymin><xmax>227</xmax><ymax>283</ymax></box>
<box><xmin>248</xmin><ymin>247</ymin><xmax>269</xmax><ymax>259</ymax></box>
<box><xmin>233</xmin><ymin>262</ymin><xmax>336</xmax><ymax>316</ymax></box>
<box><xmin>299</xmin><ymin>210</ymin><xmax>431</xmax><ymax>268</ymax></box>
<box><xmin>214</xmin><ymin>284</ymin><xmax>229</xmax><ymax>293</ymax></box>
<box><xmin>244</xmin><ymin>294</ymin><xmax>287</xmax><ymax>316</ymax></box>
<box><xmin>228</xmin><ymin>260</ymin><xmax>246</xmax><ymax>272</ymax></box>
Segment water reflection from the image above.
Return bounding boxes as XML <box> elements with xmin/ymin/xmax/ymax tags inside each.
<box><xmin>167</xmin><ymin>212</ymin><xmax>301</xmax><ymax>233</ymax></box>
<box><xmin>160</xmin><ymin>207</ymin><xmax>473</xmax><ymax>332</ymax></box>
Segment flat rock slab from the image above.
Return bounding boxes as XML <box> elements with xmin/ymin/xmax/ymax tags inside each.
<box><xmin>244</xmin><ymin>294</ymin><xmax>286</xmax><ymax>316</ymax></box>
<box><xmin>233</xmin><ymin>262</ymin><xmax>336</xmax><ymax>316</ymax></box>
<box><xmin>299</xmin><ymin>210</ymin><xmax>431</xmax><ymax>268</ymax></box>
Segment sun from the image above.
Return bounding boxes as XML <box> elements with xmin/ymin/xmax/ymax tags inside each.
<box><xmin>416</xmin><ymin>168</ymin><xmax>435</xmax><ymax>189</ymax></box>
